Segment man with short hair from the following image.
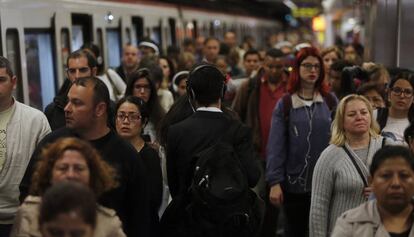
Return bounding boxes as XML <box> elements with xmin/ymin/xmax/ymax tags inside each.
<box><xmin>232</xmin><ymin>48</ymin><xmax>287</xmax><ymax>237</ymax></box>
<box><xmin>44</xmin><ymin>49</ymin><xmax>97</xmax><ymax>130</ymax></box>
<box><xmin>243</xmin><ymin>49</ymin><xmax>261</xmax><ymax>78</ymax></box>
<box><xmin>116</xmin><ymin>43</ymin><xmax>140</xmax><ymax>82</ymax></box>
<box><xmin>202</xmin><ymin>37</ymin><xmax>220</xmax><ymax>64</ymax></box>
<box><xmin>0</xmin><ymin>56</ymin><xmax>50</xmax><ymax>236</ymax></box>
<box><xmin>162</xmin><ymin>64</ymin><xmax>261</xmax><ymax>236</ymax></box>
<box><xmin>20</xmin><ymin>77</ymin><xmax>151</xmax><ymax>237</ymax></box>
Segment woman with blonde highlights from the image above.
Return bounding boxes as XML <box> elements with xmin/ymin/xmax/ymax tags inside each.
<box><xmin>310</xmin><ymin>94</ymin><xmax>387</xmax><ymax>237</ymax></box>
<box><xmin>11</xmin><ymin>137</ymin><xmax>125</xmax><ymax>237</ymax></box>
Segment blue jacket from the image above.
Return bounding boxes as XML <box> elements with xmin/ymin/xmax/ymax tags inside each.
<box><xmin>266</xmin><ymin>93</ymin><xmax>336</xmax><ymax>193</ymax></box>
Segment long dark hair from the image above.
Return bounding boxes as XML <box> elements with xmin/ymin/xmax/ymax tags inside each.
<box><xmin>125</xmin><ymin>68</ymin><xmax>165</xmax><ymax>131</ymax></box>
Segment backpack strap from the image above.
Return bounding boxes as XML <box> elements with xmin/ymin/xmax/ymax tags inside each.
<box><xmin>342</xmin><ymin>146</ymin><xmax>368</xmax><ymax>187</ymax></box>
<box><xmin>106</xmin><ymin>70</ymin><xmax>122</xmax><ymax>98</ymax></box>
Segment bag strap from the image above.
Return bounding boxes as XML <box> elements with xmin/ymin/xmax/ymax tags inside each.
<box><xmin>342</xmin><ymin>146</ymin><xmax>368</xmax><ymax>187</ymax></box>
<box><xmin>106</xmin><ymin>70</ymin><xmax>122</xmax><ymax>97</ymax></box>
<box><xmin>381</xmin><ymin>137</ymin><xmax>386</xmax><ymax>148</ymax></box>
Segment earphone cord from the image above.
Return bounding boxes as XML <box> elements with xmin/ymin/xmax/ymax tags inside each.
<box><xmin>287</xmin><ymin>103</ymin><xmax>315</xmax><ymax>190</ymax></box>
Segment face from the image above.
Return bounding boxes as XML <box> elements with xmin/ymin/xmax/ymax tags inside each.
<box><xmin>299</xmin><ymin>56</ymin><xmax>321</xmax><ymax>88</ymax></box>
<box><xmin>159</xmin><ymin>58</ymin><xmax>170</xmax><ymax>79</ymax></box>
<box><xmin>203</xmin><ymin>39</ymin><xmax>220</xmax><ymax>63</ymax></box>
<box><xmin>343</xmin><ymin>99</ymin><xmax>371</xmax><ymax>136</ymax></box>
<box><xmin>0</xmin><ymin>68</ymin><xmax>16</xmax><ymax>105</ymax></box>
<box><xmin>344</xmin><ymin>46</ymin><xmax>357</xmax><ymax>62</ymax></box>
<box><xmin>371</xmin><ymin>157</ymin><xmax>414</xmax><ymax>213</ymax></box>
<box><xmin>364</xmin><ymin>89</ymin><xmax>385</xmax><ymax>109</ymax></box>
<box><xmin>67</xmin><ymin>57</ymin><xmax>94</xmax><ymax>82</ymax></box>
<box><xmin>40</xmin><ymin>212</ymin><xmax>94</xmax><ymax>237</ymax></box>
<box><xmin>122</xmin><ymin>45</ymin><xmax>139</xmax><ymax>69</ymax></box>
<box><xmin>139</xmin><ymin>46</ymin><xmax>155</xmax><ymax>58</ymax></box>
<box><xmin>177</xmin><ymin>79</ymin><xmax>187</xmax><ymax>97</ymax></box>
<box><xmin>389</xmin><ymin>79</ymin><xmax>414</xmax><ymax>112</ymax></box>
<box><xmin>329</xmin><ymin>69</ymin><xmax>341</xmax><ymax>93</ymax></box>
<box><xmin>52</xmin><ymin>150</ymin><xmax>90</xmax><ymax>186</ymax></box>
<box><xmin>64</xmin><ymin>84</ymin><xmax>96</xmax><ymax>131</ymax></box>
<box><xmin>323</xmin><ymin>51</ymin><xmax>338</xmax><ymax>73</ymax></box>
<box><xmin>116</xmin><ymin>102</ymin><xmax>143</xmax><ymax>139</ymax></box>
<box><xmin>133</xmin><ymin>78</ymin><xmax>151</xmax><ymax>103</ymax></box>
<box><xmin>264</xmin><ymin>56</ymin><xmax>284</xmax><ymax>84</ymax></box>
<box><xmin>195</xmin><ymin>36</ymin><xmax>205</xmax><ymax>51</ymax></box>
<box><xmin>224</xmin><ymin>32</ymin><xmax>237</xmax><ymax>48</ymax></box>
<box><xmin>216</xmin><ymin>58</ymin><xmax>228</xmax><ymax>75</ymax></box>
<box><xmin>243</xmin><ymin>54</ymin><xmax>260</xmax><ymax>76</ymax></box>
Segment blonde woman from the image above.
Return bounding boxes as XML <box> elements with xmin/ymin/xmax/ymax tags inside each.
<box><xmin>309</xmin><ymin>94</ymin><xmax>388</xmax><ymax>237</ymax></box>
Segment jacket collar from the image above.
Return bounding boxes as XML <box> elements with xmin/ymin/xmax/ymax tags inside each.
<box><xmin>291</xmin><ymin>92</ymin><xmax>324</xmax><ymax>109</ymax></box>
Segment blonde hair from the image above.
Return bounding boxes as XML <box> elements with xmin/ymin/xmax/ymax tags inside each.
<box><xmin>321</xmin><ymin>46</ymin><xmax>343</xmax><ymax>59</ymax></box>
<box><xmin>330</xmin><ymin>94</ymin><xmax>380</xmax><ymax>146</ymax></box>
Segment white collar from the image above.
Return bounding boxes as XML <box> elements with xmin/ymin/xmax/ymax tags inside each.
<box><xmin>196</xmin><ymin>107</ymin><xmax>222</xmax><ymax>113</ymax></box>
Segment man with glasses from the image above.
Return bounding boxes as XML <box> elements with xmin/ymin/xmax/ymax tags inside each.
<box><xmin>44</xmin><ymin>49</ymin><xmax>97</xmax><ymax>130</ymax></box>
<box><xmin>232</xmin><ymin>48</ymin><xmax>287</xmax><ymax>237</ymax></box>
<box><xmin>20</xmin><ymin>76</ymin><xmax>151</xmax><ymax>237</ymax></box>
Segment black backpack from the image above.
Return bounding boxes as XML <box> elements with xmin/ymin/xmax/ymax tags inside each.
<box><xmin>187</xmin><ymin>122</ymin><xmax>262</xmax><ymax>237</ymax></box>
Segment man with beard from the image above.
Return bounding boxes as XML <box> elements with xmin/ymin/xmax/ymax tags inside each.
<box><xmin>232</xmin><ymin>48</ymin><xmax>287</xmax><ymax>237</ymax></box>
<box><xmin>116</xmin><ymin>44</ymin><xmax>140</xmax><ymax>82</ymax></box>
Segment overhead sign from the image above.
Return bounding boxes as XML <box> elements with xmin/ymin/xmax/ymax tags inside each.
<box><xmin>292</xmin><ymin>8</ymin><xmax>319</xmax><ymax>18</ymax></box>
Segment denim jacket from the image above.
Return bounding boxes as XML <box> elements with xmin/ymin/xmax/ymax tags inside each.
<box><xmin>266</xmin><ymin>92</ymin><xmax>335</xmax><ymax>193</ymax></box>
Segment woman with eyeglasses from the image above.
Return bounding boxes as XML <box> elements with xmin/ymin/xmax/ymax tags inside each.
<box><xmin>266</xmin><ymin>46</ymin><xmax>337</xmax><ymax>237</ymax></box>
<box><xmin>125</xmin><ymin>68</ymin><xmax>166</xmax><ymax>143</ymax></box>
<box><xmin>115</xmin><ymin>96</ymin><xmax>163</xmax><ymax>237</ymax></box>
<box><xmin>376</xmin><ymin>73</ymin><xmax>414</xmax><ymax>143</ymax></box>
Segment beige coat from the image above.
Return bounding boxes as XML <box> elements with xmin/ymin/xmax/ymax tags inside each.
<box><xmin>10</xmin><ymin>196</ymin><xmax>126</xmax><ymax>237</ymax></box>
<box><xmin>332</xmin><ymin>200</ymin><xmax>414</xmax><ymax>237</ymax></box>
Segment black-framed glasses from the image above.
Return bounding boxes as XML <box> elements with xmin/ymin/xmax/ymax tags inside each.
<box><xmin>391</xmin><ymin>87</ymin><xmax>413</xmax><ymax>97</ymax></box>
<box><xmin>116</xmin><ymin>112</ymin><xmax>142</xmax><ymax>122</ymax></box>
<box><xmin>300</xmin><ymin>63</ymin><xmax>321</xmax><ymax>71</ymax></box>
<box><xmin>66</xmin><ymin>67</ymin><xmax>90</xmax><ymax>75</ymax></box>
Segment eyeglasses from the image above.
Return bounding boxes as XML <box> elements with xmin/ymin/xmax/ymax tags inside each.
<box><xmin>66</xmin><ymin>67</ymin><xmax>90</xmax><ymax>75</ymax></box>
<box><xmin>300</xmin><ymin>63</ymin><xmax>321</xmax><ymax>71</ymax></box>
<box><xmin>391</xmin><ymin>87</ymin><xmax>413</xmax><ymax>97</ymax></box>
<box><xmin>116</xmin><ymin>113</ymin><xmax>142</xmax><ymax>122</ymax></box>
<box><xmin>134</xmin><ymin>84</ymin><xmax>151</xmax><ymax>92</ymax></box>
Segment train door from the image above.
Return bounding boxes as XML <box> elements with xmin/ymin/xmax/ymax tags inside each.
<box><xmin>52</xmin><ymin>11</ymin><xmax>72</xmax><ymax>97</ymax></box>
<box><xmin>0</xmin><ymin>8</ymin><xmax>29</xmax><ymax>104</ymax></box>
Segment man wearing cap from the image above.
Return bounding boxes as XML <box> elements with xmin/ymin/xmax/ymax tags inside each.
<box><xmin>115</xmin><ymin>43</ymin><xmax>140</xmax><ymax>82</ymax></box>
<box><xmin>139</xmin><ymin>39</ymin><xmax>159</xmax><ymax>59</ymax></box>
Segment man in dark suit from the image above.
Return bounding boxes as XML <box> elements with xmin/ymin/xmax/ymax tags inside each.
<box><xmin>166</xmin><ymin>63</ymin><xmax>261</xmax><ymax>199</ymax></box>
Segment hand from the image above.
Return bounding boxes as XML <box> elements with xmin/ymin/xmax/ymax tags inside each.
<box><xmin>147</xmin><ymin>141</ymin><xmax>160</xmax><ymax>151</ymax></box>
<box><xmin>363</xmin><ymin>186</ymin><xmax>373</xmax><ymax>199</ymax></box>
<box><xmin>269</xmin><ymin>184</ymin><xmax>284</xmax><ymax>207</ymax></box>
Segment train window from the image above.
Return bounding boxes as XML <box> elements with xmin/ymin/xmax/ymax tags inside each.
<box><xmin>126</xmin><ymin>27</ymin><xmax>131</xmax><ymax>44</ymax></box>
<box><xmin>168</xmin><ymin>18</ymin><xmax>176</xmax><ymax>46</ymax></box>
<box><xmin>132</xmin><ymin>16</ymin><xmax>143</xmax><ymax>43</ymax></box>
<box><xmin>71</xmin><ymin>13</ymin><xmax>92</xmax><ymax>50</ymax></box>
<box><xmin>106</xmin><ymin>28</ymin><xmax>121</xmax><ymax>68</ymax></box>
<box><xmin>61</xmin><ymin>28</ymin><xmax>70</xmax><ymax>72</ymax></box>
<box><xmin>5</xmin><ymin>29</ymin><xmax>23</xmax><ymax>102</ymax></box>
<box><xmin>151</xmin><ymin>26</ymin><xmax>161</xmax><ymax>45</ymax></box>
<box><xmin>96</xmin><ymin>28</ymin><xmax>104</xmax><ymax>67</ymax></box>
<box><xmin>25</xmin><ymin>30</ymin><xmax>56</xmax><ymax>110</ymax></box>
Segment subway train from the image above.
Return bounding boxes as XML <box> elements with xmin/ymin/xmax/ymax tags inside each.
<box><xmin>0</xmin><ymin>0</ymin><xmax>282</xmax><ymax>110</ymax></box>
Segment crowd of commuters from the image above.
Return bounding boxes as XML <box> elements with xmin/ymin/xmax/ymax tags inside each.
<box><xmin>1</xmin><ymin>28</ymin><xmax>414</xmax><ymax>237</ymax></box>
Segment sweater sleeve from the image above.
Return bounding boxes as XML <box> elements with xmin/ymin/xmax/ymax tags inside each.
<box><xmin>265</xmin><ymin>100</ymin><xmax>287</xmax><ymax>186</ymax></box>
<box><xmin>309</xmin><ymin>146</ymin><xmax>336</xmax><ymax>237</ymax></box>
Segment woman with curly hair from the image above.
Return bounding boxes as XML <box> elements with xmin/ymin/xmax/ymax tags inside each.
<box><xmin>11</xmin><ymin>137</ymin><xmax>124</xmax><ymax>237</ymax></box>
